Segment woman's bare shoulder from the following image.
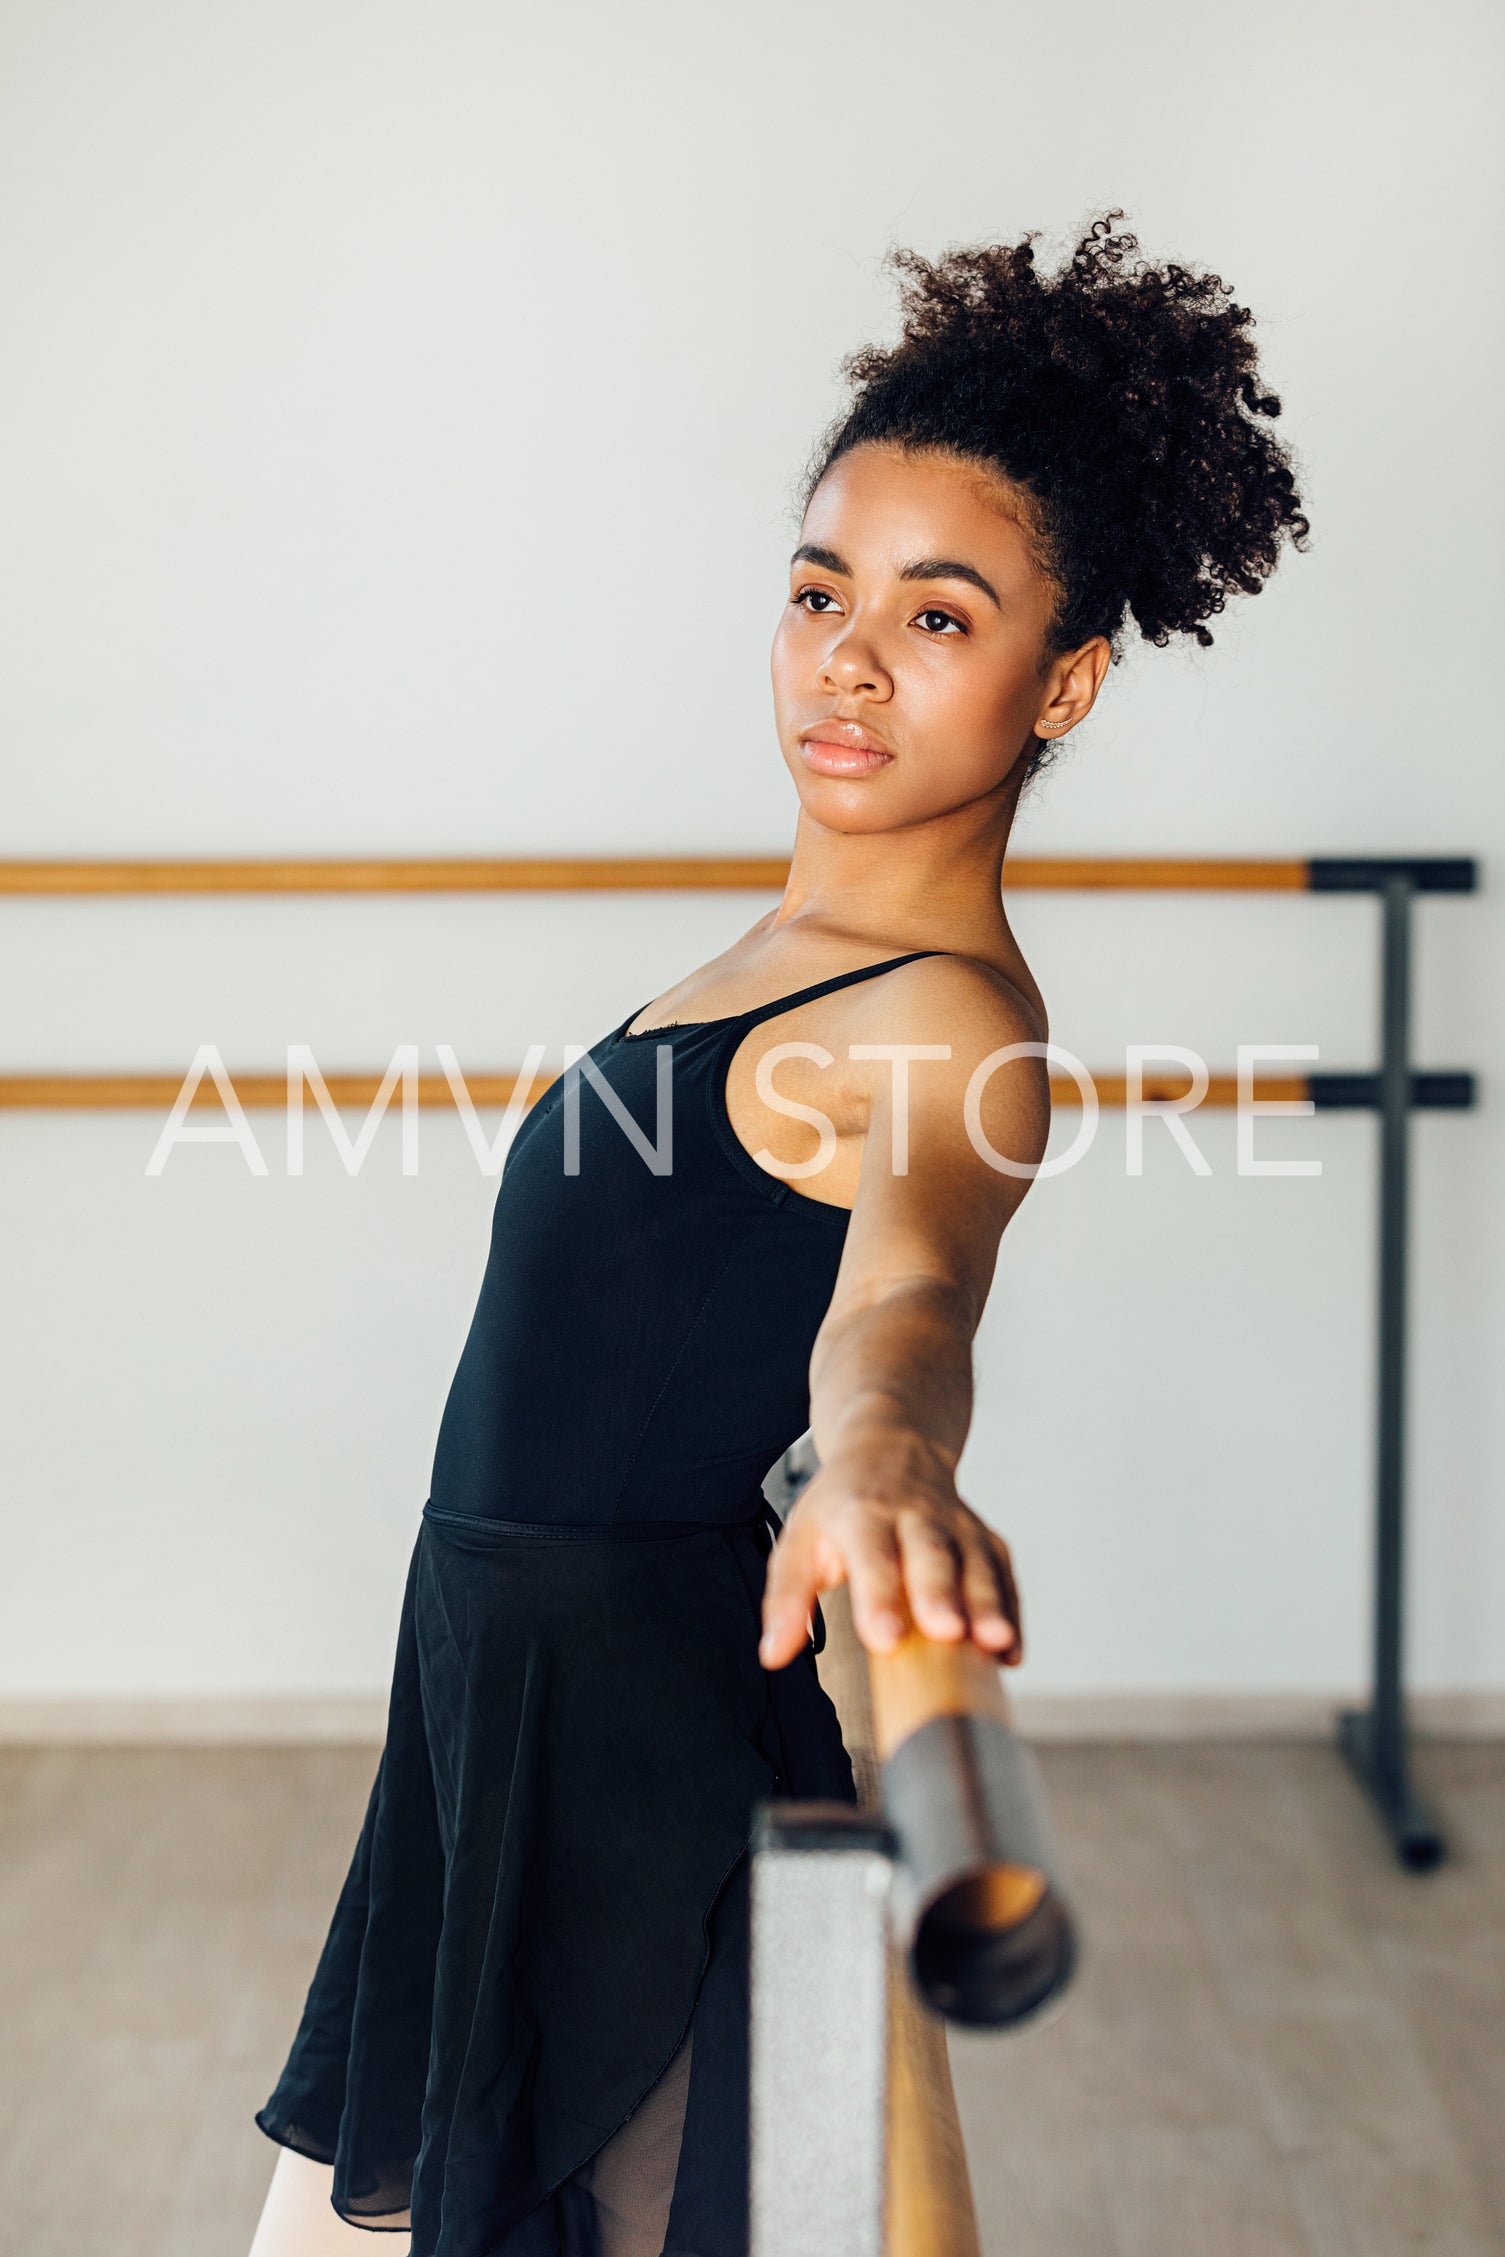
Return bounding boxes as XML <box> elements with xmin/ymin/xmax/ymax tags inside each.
<box><xmin>839</xmin><ymin>945</ymin><xmax>1048</xmax><ymax>1055</ymax></box>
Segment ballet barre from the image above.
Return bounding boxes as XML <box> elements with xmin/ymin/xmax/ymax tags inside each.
<box><xmin>0</xmin><ymin>850</ymin><xmax>1480</xmax><ymax>1865</ymax></box>
<box><xmin>753</xmin><ymin>1438</ymin><xmax>1076</xmax><ymax>2257</ymax></box>
<box><xmin>0</xmin><ymin>1069</ymin><xmax>1480</xmax><ymax>1114</ymax></box>
<box><xmin>0</xmin><ymin>1067</ymin><xmax>1476</xmax><ymax>1110</ymax></box>
<box><xmin>0</xmin><ymin>851</ymin><xmax>1479</xmax><ymax>891</ymax></box>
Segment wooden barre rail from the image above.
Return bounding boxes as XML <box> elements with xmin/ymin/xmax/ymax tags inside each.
<box><xmin>0</xmin><ymin>854</ymin><xmax>1474</xmax><ymax>894</ymax></box>
<box><xmin>0</xmin><ymin>855</ymin><xmax>1302</xmax><ymax>893</ymax></box>
<box><xmin>0</xmin><ymin>1071</ymin><xmax>1352</xmax><ymax>1110</ymax></box>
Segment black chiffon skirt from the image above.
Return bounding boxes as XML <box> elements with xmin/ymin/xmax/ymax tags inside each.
<box><xmin>254</xmin><ymin>1500</ymin><xmax>856</xmax><ymax>2256</ymax></box>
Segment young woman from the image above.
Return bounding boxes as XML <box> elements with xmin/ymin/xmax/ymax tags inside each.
<box><xmin>248</xmin><ymin>214</ymin><xmax>1306</xmax><ymax>2257</ymax></box>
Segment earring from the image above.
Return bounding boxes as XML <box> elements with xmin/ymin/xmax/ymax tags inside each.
<box><xmin>1037</xmin><ymin>720</ymin><xmax>1071</xmax><ymax>735</ymax></box>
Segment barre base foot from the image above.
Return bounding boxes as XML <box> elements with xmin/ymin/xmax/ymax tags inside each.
<box><xmin>1337</xmin><ymin>1707</ymin><xmax>1446</xmax><ymax>1872</ymax></box>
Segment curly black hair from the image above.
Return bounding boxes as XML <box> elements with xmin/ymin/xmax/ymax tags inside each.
<box><xmin>804</xmin><ymin>212</ymin><xmax>1310</xmax><ymax>783</ymax></box>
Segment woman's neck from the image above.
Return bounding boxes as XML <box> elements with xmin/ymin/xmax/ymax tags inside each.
<box><xmin>771</xmin><ymin>780</ymin><xmax>1024</xmax><ymax>964</ymax></box>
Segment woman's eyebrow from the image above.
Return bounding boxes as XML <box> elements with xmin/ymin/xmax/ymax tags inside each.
<box><xmin>790</xmin><ymin>542</ymin><xmax>850</xmax><ymax>574</ymax></box>
<box><xmin>897</xmin><ymin>557</ymin><xmax>1001</xmax><ymax>608</ymax></box>
<box><xmin>789</xmin><ymin>543</ymin><xmax>1001</xmax><ymax>610</ymax></box>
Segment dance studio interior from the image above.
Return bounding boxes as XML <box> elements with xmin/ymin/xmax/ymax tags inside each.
<box><xmin>2</xmin><ymin>3</ymin><xmax>1500</xmax><ymax>2253</ymax></box>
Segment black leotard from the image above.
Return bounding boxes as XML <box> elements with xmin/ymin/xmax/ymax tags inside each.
<box><xmin>254</xmin><ymin>950</ymin><xmax>941</xmax><ymax>2257</ymax></box>
<box><xmin>428</xmin><ymin>949</ymin><xmax>941</xmax><ymax>1530</ymax></box>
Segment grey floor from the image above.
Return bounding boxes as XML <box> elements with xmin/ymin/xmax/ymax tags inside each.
<box><xmin>0</xmin><ymin>1740</ymin><xmax>1500</xmax><ymax>2256</ymax></box>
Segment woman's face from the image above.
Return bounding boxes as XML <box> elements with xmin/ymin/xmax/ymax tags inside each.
<box><xmin>770</xmin><ymin>441</ymin><xmax>1105</xmax><ymax>834</ymax></box>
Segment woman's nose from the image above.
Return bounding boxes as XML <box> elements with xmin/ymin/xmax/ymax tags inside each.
<box><xmin>820</xmin><ymin>628</ymin><xmax>892</xmax><ymax>699</ymax></box>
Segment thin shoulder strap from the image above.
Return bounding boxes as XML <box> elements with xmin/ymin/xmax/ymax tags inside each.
<box><xmin>733</xmin><ymin>949</ymin><xmax>946</xmax><ymax>1031</ymax></box>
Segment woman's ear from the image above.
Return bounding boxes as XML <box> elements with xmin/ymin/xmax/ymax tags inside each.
<box><xmin>1033</xmin><ymin>635</ymin><xmax>1112</xmax><ymax>740</ymax></box>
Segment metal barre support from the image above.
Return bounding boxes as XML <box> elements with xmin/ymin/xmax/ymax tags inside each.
<box><xmin>1338</xmin><ymin>875</ymin><xmax>1446</xmax><ymax>1870</ymax></box>
<box><xmin>750</xmin><ymin>1804</ymin><xmax>895</xmax><ymax>2257</ymax></box>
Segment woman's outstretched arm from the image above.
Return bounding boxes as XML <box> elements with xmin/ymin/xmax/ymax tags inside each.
<box><xmin>758</xmin><ymin>963</ymin><xmax>1050</xmax><ymax>1668</ymax></box>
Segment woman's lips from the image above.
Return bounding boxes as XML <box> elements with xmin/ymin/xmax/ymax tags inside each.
<box><xmin>798</xmin><ymin>727</ymin><xmax>894</xmax><ymax>777</ymax></box>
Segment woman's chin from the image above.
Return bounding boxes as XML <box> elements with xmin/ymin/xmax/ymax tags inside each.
<box><xmin>792</xmin><ymin>788</ymin><xmax>931</xmax><ymax>838</ymax></box>
<box><xmin>787</xmin><ymin>764</ymin><xmax>987</xmax><ymax>838</ymax></box>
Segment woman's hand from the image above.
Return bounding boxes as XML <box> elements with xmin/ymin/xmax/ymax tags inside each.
<box><xmin>757</xmin><ymin>1431</ymin><xmax>1023</xmax><ymax>1670</ymax></box>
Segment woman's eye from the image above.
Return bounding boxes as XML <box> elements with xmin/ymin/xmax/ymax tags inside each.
<box><xmin>792</xmin><ymin>587</ymin><xmax>840</xmax><ymax>615</ymax></box>
<box><xmin>915</xmin><ymin>607</ymin><xmax>965</xmax><ymax>636</ymax></box>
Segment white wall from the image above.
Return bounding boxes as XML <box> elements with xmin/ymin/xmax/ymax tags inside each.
<box><xmin>2</xmin><ymin>0</ymin><xmax>1500</xmax><ymax>1705</ymax></box>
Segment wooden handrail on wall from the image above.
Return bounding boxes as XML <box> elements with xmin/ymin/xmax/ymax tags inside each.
<box><xmin>0</xmin><ymin>854</ymin><xmax>1312</xmax><ymax>893</ymax></box>
<box><xmin>0</xmin><ymin>857</ymin><xmax>795</xmax><ymax>894</ymax></box>
<box><xmin>0</xmin><ymin>1070</ymin><xmax>1317</xmax><ymax>1111</ymax></box>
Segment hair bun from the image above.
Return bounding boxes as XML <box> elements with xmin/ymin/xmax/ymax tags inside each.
<box><xmin>809</xmin><ymin>212</ymin><xmax>1310</xmax><ymax>671</ymax></box>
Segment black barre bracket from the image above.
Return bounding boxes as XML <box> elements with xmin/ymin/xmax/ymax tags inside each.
<box><xmin>1309</xmin><ymin>1072</ymin><xmax>1477</xmax><ymax>1111</ymax></box>
<box><xmin>1307</xmin><ymin>857</ymin><xmax>1478</xmax><ymax>893</ymax></box>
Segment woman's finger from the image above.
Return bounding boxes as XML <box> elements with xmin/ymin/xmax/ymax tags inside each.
<box><xmin>843</xmin><ymin>1515</ymin><xmax>909</xmax><ymax>1654</ymax></box>
<box><xmin>993</xmin><ymin>1533</ymin><xmax>1022</xmax><ymax>1643</ymax></box>
<box><xmin>959</xmin><ymin>1533</ymin><xmax>1018</xmax><ymax>1657</ymax></box>
<box><xmin>759</xmin><ymin>1513</ymin><xmax>822</xmax><ymax>1668</ymax></box>
<box><xmin>895</xmin><ymin>1511</ymin><xmax>968</xmax><ymax>1642</ymax></box>
<box><xmin>986</xmin><ymin>1530</ymin><xmax>1024</xmax><ymax>1662</ymax></box>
